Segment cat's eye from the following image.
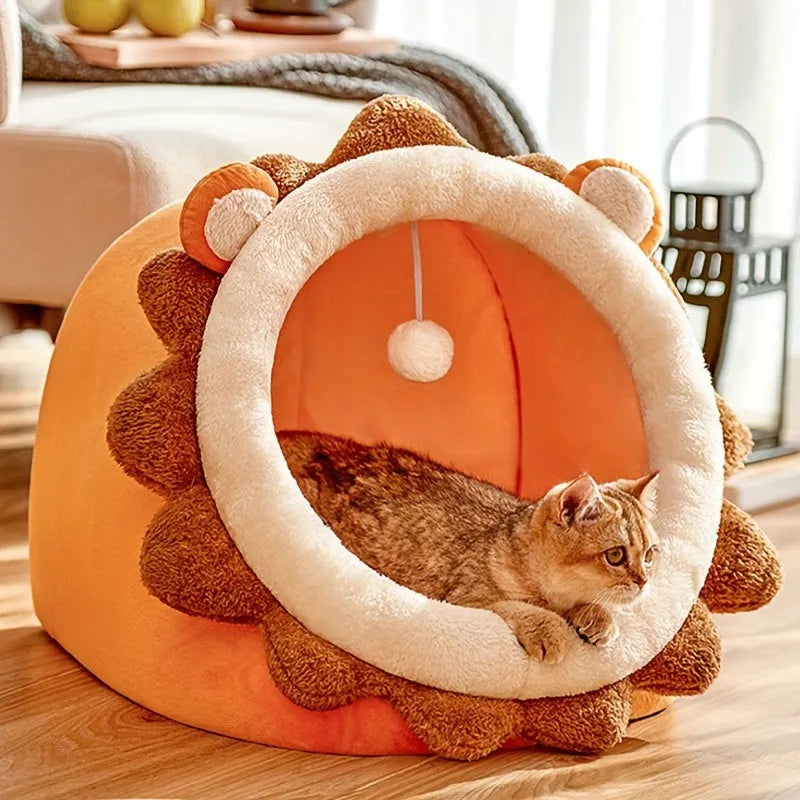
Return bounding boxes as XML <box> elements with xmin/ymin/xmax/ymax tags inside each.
<box><xmin>644</xmin><ymin>546</ymin><xmax>657</xmax><ymax>564</ymax></box>
<box><xmin>605</xmin><ymin>546</ymin><xmax>626</xmax><ymax>566</ymax></box>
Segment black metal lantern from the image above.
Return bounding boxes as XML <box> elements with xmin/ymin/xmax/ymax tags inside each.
<box><xmin>656</xmin><ymin>118</ymin><xmax>795</xmax><ymax>460</ymax></box>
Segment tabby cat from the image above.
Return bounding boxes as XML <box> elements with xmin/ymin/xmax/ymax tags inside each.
<box><xmin>279</xmin><ymin>431</ymin><xmax>659</xmax><ymax>663</ymax></box>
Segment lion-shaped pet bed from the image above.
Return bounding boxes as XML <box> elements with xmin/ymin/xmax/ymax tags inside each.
<box><xmin>29</xmin><ymin>96</ymin><xmax>782</xmax><ymax>761</ymax></box>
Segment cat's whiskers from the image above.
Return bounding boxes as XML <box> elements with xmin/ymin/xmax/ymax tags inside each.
<box><xmin>585</xmin><ymin>587</ymin><xmax>616</xmax><ymax>610</ymax></box>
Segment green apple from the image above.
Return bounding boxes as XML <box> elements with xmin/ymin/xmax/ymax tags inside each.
<box><xmin>136</xmin><ymin>0</ymin><xmax>205</xmax><ymax>37</ymax></box>
<box><xmin>63</xmin><ymin>0</ymin><xmax>131</xmax><ymax>33</ymax></box>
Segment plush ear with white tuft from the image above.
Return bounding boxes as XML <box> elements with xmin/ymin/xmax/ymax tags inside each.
<box><xmin>558</xmin><ymin>474</ymin><xmax>601</xmax><ymax>525</ymax></box>
<box><xmin>563</xmin><ymin>159</ymin><xmax>664</xmax><ymax>255</ymax></box>
<box><xmin>180</xmin><ymin>163</ymin><xmax>279</xmax><ymax>273</ymax></box>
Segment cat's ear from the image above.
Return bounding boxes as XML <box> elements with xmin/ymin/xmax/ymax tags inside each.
<box><xmin>558</xmin><ymin>474</ymin><xmax>601</xmax><ymax>525</ymax></box>
<box><xmin>627</xmin><ymin>471</ymin><xmax>659</xmax><ymax>515</ymax></box>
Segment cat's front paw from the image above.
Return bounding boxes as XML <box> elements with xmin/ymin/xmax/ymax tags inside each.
<box><xmin>513</xmin><ymin>613</ymin><xmax>571</xmax><ymax>664</ymax></box>
<box><xmin>565</xmin><ymin>604</ymin><xmax>618</xmax><ymax>647</ymax></box>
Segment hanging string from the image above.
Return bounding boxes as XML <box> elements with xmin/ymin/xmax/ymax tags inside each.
<box><xmin>387</xmin><ymin>220</ymin><xmax>454</xmax><ymax>383</ymax></box>
<box><xmin>411</xmin><ymin>221</ymin><xmax>423</xmax><ymax>322</ymax></box>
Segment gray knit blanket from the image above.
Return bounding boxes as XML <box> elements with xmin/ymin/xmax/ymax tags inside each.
<box><xmin>20</xmin><ymin>10</ymin><xmax>538</xmax><ymax>157</ymax></box>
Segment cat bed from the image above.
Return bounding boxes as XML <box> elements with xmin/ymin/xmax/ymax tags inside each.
<box><xmin>29</xmin><ymin>96</ymin><xmax>782</xmax><ymax>760</ymax></box>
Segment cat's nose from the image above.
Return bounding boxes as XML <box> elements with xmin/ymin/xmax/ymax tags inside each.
<box><xmin>632</xmin><ymin>574</ymin><xmax>647</xmax><ymax>588</ymax></box>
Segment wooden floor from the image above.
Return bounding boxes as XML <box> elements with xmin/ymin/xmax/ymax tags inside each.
<box><xmin>2</xmin><ymin>448</ymin><xmax>799</xmax><ymax>800</ymax></box>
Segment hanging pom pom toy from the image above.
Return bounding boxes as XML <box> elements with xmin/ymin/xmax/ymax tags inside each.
<box><xmin>388</xmin><ymin>319</ymin><xmax>454</xmax><ymax>382</ymax></box>
<box><xmin>387</xmin><ymin>222</ymin><xmax>454</xmax><ymax>383</ymax></box>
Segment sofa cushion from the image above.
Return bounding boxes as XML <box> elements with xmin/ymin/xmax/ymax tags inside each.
<box><xmin>0</xmin><ymin>82</ymin><xmax>361</xmax><ymax>304</ymax></box>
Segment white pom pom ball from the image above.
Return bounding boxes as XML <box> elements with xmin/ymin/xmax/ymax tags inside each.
<box><xmin>387</xmin><ymin>319</ymin><xmax>454</xmax><ymax>383</ymax></box>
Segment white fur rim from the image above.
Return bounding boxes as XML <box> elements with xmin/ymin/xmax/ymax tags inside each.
<box><xmin>196</xmin><ymin>146</ymin><xmax>723</xmax><ymax>699</ymax></box>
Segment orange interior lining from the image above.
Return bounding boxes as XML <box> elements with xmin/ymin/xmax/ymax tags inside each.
<box><xmin>273</xmin><ymin>220</ymin><xmax>650</xmax><ymax>497</ymax></box>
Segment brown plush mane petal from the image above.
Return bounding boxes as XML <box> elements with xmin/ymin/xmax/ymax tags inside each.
<box><xmin>251</xmin><ymin>96</ymin><xmax>472</xmax><ymax>199</ymax></box>
<box><xmin>323</xmin><ymin>95</ymin><xmax>473</xmax><ymax>168</ymax></box>
<box><xmin>394</xmin><ymin>684</ymin><xmax>523</xmax><ymax>762</ymax></box>
<box><xmin>630</xmin><ymin>602</ymin><xmax>720</xmax><ymax>695</ymax></box>
<box><xmin>249</xmin><ymin>154</ymin><xmax>319</xmax><ymax>201</ymax></box>
<box><xmin>262</xmin><ymin>598</ymin><xmax>365</xmax><ymax>710</ymax></box>
<box><xmin>141</xmin><ymin>485</ymin><xmax>270</xmax><ymax>622</ymax></box>
<box><xmin>523</xmin><ymin>681</ymin><xmax>631</xmax><ymax>753</ymax></box>
<box><xmin>701</xmin><ymin>499</ymin><xmax>783</xmax><ymax>613</ymax></box>
<box><xmin>507</xmin><ymin>153</ymin><xmax>568</xmax><ymax>182</ymax></box>
<box><xmin>107</xmin><ymin>356</ymin><xmax>202</xmax><ymax>495</ymax></box>
<box><xmin>137</xmin><ymin>249</ymin><xmax>220</xmax><ymax>357</ymax></box>
<box><xmin>716</xmin><ymin>394</ymin><xmax>754</xmax><ymax>478</ymax></box>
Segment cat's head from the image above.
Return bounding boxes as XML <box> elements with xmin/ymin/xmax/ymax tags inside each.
<box><xmin>533</xmin><ymin>472</ymin><xmax>660</xmax><ymax>608</ymax></box>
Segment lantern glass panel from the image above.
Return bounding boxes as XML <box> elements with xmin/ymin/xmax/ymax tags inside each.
<box><xmin>716</xmin><ymin>291</ymin><xmax>786</xmax><ymax>435</ymax></box>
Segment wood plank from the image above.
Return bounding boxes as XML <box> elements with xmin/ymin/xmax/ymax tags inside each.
<box><xmin>1</xmin><ymin>448</ymin><xmax>798</xmax><ymax>800</ymax></box>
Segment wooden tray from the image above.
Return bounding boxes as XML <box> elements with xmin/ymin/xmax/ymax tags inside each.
<box><xmin>54</xmin><ymin>19</ymin><xmax>397</xmax><ymax>70</ymax></box>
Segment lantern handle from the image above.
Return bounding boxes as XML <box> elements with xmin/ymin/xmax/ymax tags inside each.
<box><xmin>663</xmin><ymin>117</ymin><xmax>764</xmax><ymax>195</ymax></box>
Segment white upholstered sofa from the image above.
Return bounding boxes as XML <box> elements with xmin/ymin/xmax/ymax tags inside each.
<box><xmin>0</xmin><ymin>0</ymin><xmax>365</xmax><ymax>308</ymax></box>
